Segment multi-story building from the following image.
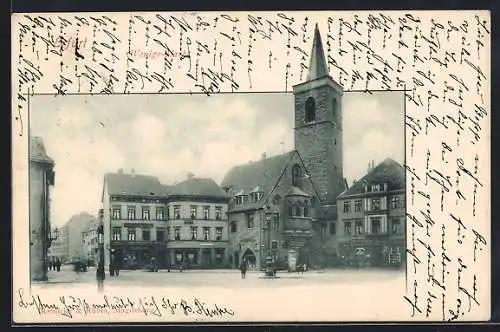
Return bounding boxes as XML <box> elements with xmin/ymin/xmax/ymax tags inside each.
<box><xmin>101</xmin><ymin>170</ymin><xmax>229</xmax><ymax>271</ymax></box>
<box><xmin>49</xmin><ymin>228</ymin><xmax>68</xmax><ymax>263</ymax></box>
<box><xmin>82</xmin><ymin>216</ymin><xmax>100</xmax><ymax>265</ymax></box>
<box><xmin>29</xmin><ymin>136</ymin><xmax>55</xmax><ymax>281</ymax></box>
<box><xmin>63</xmin><ymin>212</ymin><xmax>96</xmax><ymax>262</ymax></box>
<box><xmin>335</xmin><ymin>159</ymin><xmax>405</xmax><ymax>266</ymax></box>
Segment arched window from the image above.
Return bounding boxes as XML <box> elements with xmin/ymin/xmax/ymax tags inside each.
<box><xmin>305</xmin><ymin>97</ymin><xmax>316</xmax><ymax>122</ymax></box>
<box><xmin>292</xmin><ymin>164</ymin><xmax>301</xmax><ymax>187</ymax></box>
<box><xmin>332</xmin><ymin>98</ymin><xmax>337</xmax><ymax>119</ymax></box>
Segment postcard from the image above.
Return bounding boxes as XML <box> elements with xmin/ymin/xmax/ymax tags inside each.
<box><xmin>12</xmin><ymin>11</ymin><xmax>490</xmax><ymax>323</ymax></box>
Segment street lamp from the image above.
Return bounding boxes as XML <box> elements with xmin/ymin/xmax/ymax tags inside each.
<box><xmin>263</xmin><ymin>213</ymin><xmax>275</xmax><ymax>277</ymax></box>
<box><xmin>97</xmin><ymin>224</ymin><xmax>105</xmax><ymax>275</ymax></box>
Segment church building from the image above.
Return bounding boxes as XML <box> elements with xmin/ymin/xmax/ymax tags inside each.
<box><xmin>222</xmin><ymin>24</ymin><xmax>347</xmax><ymax>269</ymax></box>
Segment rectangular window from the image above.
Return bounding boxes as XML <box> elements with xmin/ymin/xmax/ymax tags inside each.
<box><xmin>190</xmin><ymin>206</ymin><xmax>197</xmax><ymax>219</ymax></box>
<box><xmin>303</xmin><ymin>206</ymin><xmax>309</xmax><ymax>217</ymax></box>
<box><xmin>156</xmin><ymin>207</ymin><xmax>165</xmax><ymax>220</ymax></box>
<box><xmin>215</xmin><ymin>207</ymin><xmax>222</xmax><ymax>220</ymax></box>
<box><xmin>392</xmin><ymin>219</ymin><xmax>401</xmax><ymax>234</ymax></box>
<box><xmin>343</xmin><ymin>201</ymin><xmax>351</xmax><ymax>213</ymax></box>
<box><xmin>354</xmin><ymin>200</ymin><xmax>362</xmax><ymax>212</ymax></box>
<box><xmin>191</xmin><ymin>226</ymin><xmax>198</xmax><ymax>240</ymax></box>
<box><xmin>295</xmin><ymin>206</ymin><xmax>302</xmax><ymax>217</ymax></box>
<box><xmin>174</xmin><ymin>227</ymin><xmax>181</xmax><ymax>240</ymax></box>
<box><xmin>236</xmin><ymin>196</ymin><xmax>244</xmax><ymax>205</ymax></box>
<box><xmin>391</xmin><ymin>196</ymin><xmax>400</xmax><ymax>209</ymax></box>
<box><xmin>215</xmin><ymin>248</ymin><xmax>224</xmax><ymax>263</ymax></box>
<box><xmin>174</xmin><ymin>206</ymin><xmax>181</xmax><ymax>219</ymax></box>
<box><xmin>247</xmin><ymin>213</ymin><xmax>254</xmax><ymax>228</ymax></box>
<box><xmin>112</xmin><ymin>206</ymin><xmax>121</xmax><ymax>219</ymax></box>
<box><xmin>344</xmin><ymin>222</ymin><xmax>352</xmax><ymax>235</ymax></box>
<box><xmin>203</xmin><ymin>227</ymin><xmax>210</xmax><ymax>241</ymax></box>
<box><xmin>271</xmin><ymin>241</ymin><xmax>279</xmax><ymax>250</ymax></box>
<box><xmin>372</xmin><ymin>198</ymin><xmax>381</xmax><ymax>211</ymax></box>
<box><xmin>355</xmin><ymin>220</ymin><xmax>364</xmax><ymax>235</ymax></box>
<box><xmin>273</xmin><ymin>214</ymin><xmax>280</xmax><ymax>229</ymax></box>
<box><xmin>166</xmin><ymin>227</ymin><xmax>170</xmax><ymax>240</ymax></box>
<box><xmin>112</xmin><ymin>227</ymin><xmax>121</xmax><ymax>241</ymax></box>
<box><xmin>142</xmin><ymin>206</ymin><xmax>151</xmax><ymax>220</ymax></box>
<box><xmin>127</xmin><ymin>206</ymin><xmax>136</xmax><ymax>220</ymax></box>
<box><xmin>142</xmin><ymin>229</ymin><xmax>151</xmax><ymax>241</ymax></box>
<box><xmin>320</xmin><ymin>223</ymin><xmax>328</xmax><ymax>237</ymax></box>
<box><xmin>371</xmin><ymin>217</ymin><xmax>381</xmax><ymax>234</ymax></box>
<box><xmin>230</xmin><ymin>222</ymin><xmax>237</xmax><ymax>233</ymax></box>
<box><xmin>127</xmin><ymin>228</ymin><xmax>136</xmax><ymax>241</ymax></box>
<box><xmin>215</xmin><ymin>227</ymin><xmax>223</xmax><ymax>240</ymax></box>
<box><xmin>156</xmin><ymin>229</ymin><xmax>164</xmax><ymax>241</ymax></box>
<box><xmin>329</xmin><ymin>222</ymin><xmax>336</xmax><ymax>235</ymax></box>
<box><xmin>371</xmin><ymin>184</ymin><xmax>381</xmax><ymax>192</ymax></box>
<box><xmin>203</xmin><ymin>206</ymin><xmax>210</xmax><ymax>220</ymax></box>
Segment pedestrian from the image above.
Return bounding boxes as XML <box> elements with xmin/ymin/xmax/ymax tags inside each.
<box><xmin>96</xmin><ymin>262</ymin><xmax>105</xmax><ymax>292</ymax></box>
<box><xmin>48</xmin><ymin>260</ymin><xmax>53</xmax><ymax>271</ymax></box>
<box><xmin>240</xmin><ymin>260</ymin><xmax>247</xmax><ymax>279</ymax></box>
<box><xmin>56</xmin><ymin>258</ymin><xmax>61</xmax><ymax>271</ymax></box>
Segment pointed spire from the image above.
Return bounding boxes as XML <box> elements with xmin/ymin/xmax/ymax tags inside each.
<box><xmin>306</xmin><ymin>23</ymin><xmax>329</xmax><ymax>81</ymax></box>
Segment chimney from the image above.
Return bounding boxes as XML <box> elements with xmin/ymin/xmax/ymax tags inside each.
<box><xmin>117</xmin><ymin>168</ymin><xmax>123</xmax><ymax>174</ymax></box>
<box><xmin>131</xmin><ymin>168</ymin><xmax>135</xmax><ymax>176</ymax></box>
<box><xmin>187</xmin><ymin>172</ymin><xmax>195</xmax><ymax>180</ymax></box>
<box><xmin>262</xmin><ymin>152</ymin><xmax>267</xmax><ymax>160</ymax></box>
<box><xmin>371</xmin><ymin>160</ymin><xmax>375</xmax><ymax>169</ymax></box>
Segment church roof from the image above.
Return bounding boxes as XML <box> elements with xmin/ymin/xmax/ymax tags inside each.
<box><xmin>221</xmin><ymin>151</ymin><xmax>294</xmax><ymax>210</ymax></box>
<box><xmin>306</xmin><ymin>23</ymin><xmax>329</xmax><ymax>81</ymax></box>
<box><xmin>30</xmin><ymin>136</ymin><xmax>54</xmax><ymax>165</ymax></box>
<box><xmin>338</xmin><ymin>158</ymin><xmax>405</xmax><ymax>198</ymax></box>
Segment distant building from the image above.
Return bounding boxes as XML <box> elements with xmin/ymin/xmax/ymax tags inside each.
<box><xmin>49</xmin><ymin>229</ymin><xmax>67</xmax><ymax>262</ymax></box>
<box><xmin>29</xmin><ymin>136</ymin><xmax>55</xmax><ymax>281</ymax></box>
<box><xmin>101</xmin><ymin>170</ymin><xmax>229</xmax><ymax>271</ymax></box>
<box><xmin>82</xmin><ymin>216</ymin><xmax>100</xmax><ymax>265</ymax></box>
<box><xmin>57</xmin><ymin>212</ymin><xmax>96</xmax><ymax>262</ymax></box>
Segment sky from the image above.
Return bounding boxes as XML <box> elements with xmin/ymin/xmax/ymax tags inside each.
<box><xmin>30</xmin><ymin>91</ymin><xmax>404</xmax><ymax>227</ymax></box>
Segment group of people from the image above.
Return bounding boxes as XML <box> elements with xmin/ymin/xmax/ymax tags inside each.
<box><xmin>48</xmin><ymin>258</ymin><xmax>61</xmax><ymax>272</ymax></box>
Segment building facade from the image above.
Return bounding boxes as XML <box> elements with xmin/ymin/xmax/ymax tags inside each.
<box><xmin>336</xmin><ymin>159</ymin><xmax>406</xmax><ymax>266</ymax></box>
<box><xmin>101</xmin><ymin>171</ymin><xmax>230</xmax><ymax>271</ymax></box>
<box><xmin>82</xmin><ymin>216</ymin><xmax>100</xmax><ymax>265</ymax></box>
<box><xmin>29</xmin><ymin>136</ymin><xmax>55</xmax><ymax>281</ymax></box>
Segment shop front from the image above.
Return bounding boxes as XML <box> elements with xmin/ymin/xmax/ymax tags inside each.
<box><xmin>167</xmin><ymin>243</ymin><xmax>228</xmax><ymax>269</ymax></box>
<box><xmin>110</xmin><ymin>241</ymin><xmax>167</xmax><ymax>270</ymax></box>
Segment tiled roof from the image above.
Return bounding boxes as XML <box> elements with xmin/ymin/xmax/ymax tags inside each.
<box><xmin>221</xmin><ymin>151</ymin><xmax>294</xmax><ymax>210</ymax></box>
<box><xmin>30</xmin><ymin>136</ymin><xmax>54</xmax><ymax>164</ymax></box>
<box><xmin>338</xmin><ymin>158</ymin><xmax>405</xmax><ymax>198</ymax></box>
<box><xmin>169</xmin><ymin>177</ymin><xmax>227</xmax><ymax>198</ymax></box>
<box><xmin>104</xmin><ymin>173</ymin><xmax>165</xmax><ymax>197</ymax></box>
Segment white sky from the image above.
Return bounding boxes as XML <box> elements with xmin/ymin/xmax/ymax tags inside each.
<box><xmin>30</xmin><ymin>91</ymin><xmax>404</xmax><ymax>227</ymax></box>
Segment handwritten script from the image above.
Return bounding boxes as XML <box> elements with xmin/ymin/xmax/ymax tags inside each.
<box><xmin>12</xmin><ymin>11</ymin><xmax>490</xmax><ymax>321</ymax></box>
<box><xmin>17</xmin><ymin>288</ymin><xmax>235</xmax><ymax>318</ymax></box>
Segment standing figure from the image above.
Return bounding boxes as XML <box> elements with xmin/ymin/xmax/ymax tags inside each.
<box><xmin>48</xmin><ymin>260</ymin><xmax>53</xmax><ymax>271</ymax></box>
<box><xmin>56</xmin><ymin>258</ymin><xmax>61</xmax><ymax>271</ymax></box>
<box><xmin>240</xmin><ymin>260</ymin><xmax>247</xmax><ymax>279</ymax></box>
<box><xmin>96</xmin><ymin>262</ymin><xmax>105</xmax><ymax>292</ymax></box>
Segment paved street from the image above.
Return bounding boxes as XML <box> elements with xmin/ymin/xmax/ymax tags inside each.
<box><xmin>40</xmin><ymin>264</ymin><xmax>405</xmax><ymax>289</ymax></box>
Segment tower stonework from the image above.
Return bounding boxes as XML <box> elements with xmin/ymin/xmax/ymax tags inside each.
<box><xmin>293</xmin><ymin>24</ymin><xmax>344</xmax><ymax>205</ymax></box>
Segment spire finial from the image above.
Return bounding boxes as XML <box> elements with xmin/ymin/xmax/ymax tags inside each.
<box><xmin>306</xmin><ymin>23</ymin><xmax>329</xmax><ymax>81</ymax></box>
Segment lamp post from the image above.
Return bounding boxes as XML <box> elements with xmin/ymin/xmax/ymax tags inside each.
<box><xmin>263</xmin><ymin>212</ymin><xmax>275</xmax><ymax>277</ymax></box>
<box><xmin>97</xmin><ymin>224</ymin><xmax>105</xmax><ymax>274</ymax></box>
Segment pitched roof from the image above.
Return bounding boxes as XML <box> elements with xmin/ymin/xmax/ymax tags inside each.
<box><xmin>221</xmin><ymin>151</ymin><xmax>294</xmax><ymax>210</ymax></box>
<box><xmin>30</xmin><ymin>136</ymin><xmax>54</xmax><ymax>164</ymax></box>
<box><xmin>306</xmin><ymin>24</ymin><xmax>329</xmax><ymax>81</ymax></box>
<box><xmin>104</xmin><ymin>173</ymin><xmax>165</xmax><ymax>197</ymax></box>
<box><xmin>169</xmin><ymin>177</ymin><xmax>227</xmax><ymax>198</ymax></box>
<box><xmin>338</xmin><ymin>158</ymin><xmax>405</xmax><ymax>198</ymax></box>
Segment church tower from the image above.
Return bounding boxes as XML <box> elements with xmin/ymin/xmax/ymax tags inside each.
<box><xmin>293</xmin><ymin>24</ymin><xmax>344</xmax><ymax>205</ymax></box>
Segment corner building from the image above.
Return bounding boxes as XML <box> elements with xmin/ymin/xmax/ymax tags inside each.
<box><xmin>101</xmin><ymin>171</ymin><xmax>230</xmax><ymax>271</ymax></box>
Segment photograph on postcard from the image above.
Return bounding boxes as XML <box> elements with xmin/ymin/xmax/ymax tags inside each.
<box><xmin>13</xmin><ymin>11</ymin><xmax>490</xmax><ymax>323</ymax></box>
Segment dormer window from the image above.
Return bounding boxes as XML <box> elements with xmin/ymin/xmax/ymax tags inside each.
<box><xmin>250</xmin><ymin>186</ymin><xmax>264</xmax><ymax>202</ymax></box>
<box><xmin>305</xmin><ymin>97</ymin><xmax>316</xmax><ymax>122</ymax></box>
<box><xmin>235</xmin><ymin>190</ymin><xmax>246</xmax><ymax>205</ymax></box>
<box><xmin>371</xmin><ymin>184</ymin><xmax>381</xmax><ymax>192</ymax></box>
